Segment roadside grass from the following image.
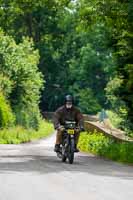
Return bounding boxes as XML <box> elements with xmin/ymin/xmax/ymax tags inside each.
<box><xmin>78</xmin><ymin>131</ymin><xmax>133</xmax><ymax>164</ymax></box>
<box><xmin>0</xmin><ymin>120</ymin><xmax>54</xmax><ymax>144</ymax></box>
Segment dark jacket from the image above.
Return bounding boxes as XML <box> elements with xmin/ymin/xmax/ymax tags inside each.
<box><xmin>53</xmin><ymin>105</ymin><xmax>84</xmax><ymax>129</ymax></box>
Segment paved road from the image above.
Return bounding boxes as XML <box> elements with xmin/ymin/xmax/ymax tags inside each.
<box><xmin>0</xmin><ymin>134</ymin><xmax>133</xmax><ymax>200</ymax></box>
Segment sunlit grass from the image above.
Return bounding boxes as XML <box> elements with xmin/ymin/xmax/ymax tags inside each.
<box><xmin>78</xmin><ymin>131</ymin><xmax>133</xmax><ymax>164</ymax></box>
<box><xmin>0</xmin><ymin>120</ymin><xmax>54</xmax><ymax>144</ymax></box>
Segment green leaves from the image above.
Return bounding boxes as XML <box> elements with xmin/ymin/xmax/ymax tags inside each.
<box><xmin>76</xmin><ymin>0</ymin><xmax>133</xmax><ymax>132</ymax></box>
<box><xmin>78</xmin><ymin>132</ymin><xmax>133</xmax><ymax>163</ymax></box>
<box><xmin>0</xmin><ymin>0</ymin><xmax>132</xmax><ymax>133</ymax></box>
<box><xmin>0</xmin><ymin>31</ymin><xmax>44</xmax><ymax>129</ymax></box>
<box><xmin>78</xmin><ymin>89</ymin><xmax>101</xmax><ymax>114</ymax></box>
<box><xmin>0</xmin><ymin>120</ymin><xmax>54</xmax><ymax>144</ymax></box>
<box><xmin>0</xmin><ymin>92</ymin><xmax>15</xmax><ymax>128</ymax></box>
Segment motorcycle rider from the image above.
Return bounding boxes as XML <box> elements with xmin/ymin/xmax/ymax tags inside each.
<box><xmin>53</xmin><ymin>95</ymin><xmax>84</xmax><ymax>153</ymax></box>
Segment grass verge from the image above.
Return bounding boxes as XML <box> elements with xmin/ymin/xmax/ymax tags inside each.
<box><xmin>0</xmin><ymin>120</ymin><xmax>54</xmax><ymax>144</ymax></box>
<box><xmin>78</xmin><ymin>131</ymin><xmax>133</xmax><ymax>164</ymax></box>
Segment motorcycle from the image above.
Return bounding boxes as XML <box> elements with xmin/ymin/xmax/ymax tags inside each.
<box><xmin>56</xmin><ymin>121</ymin><xmax>78</xmax><ymax>164</ymax></box>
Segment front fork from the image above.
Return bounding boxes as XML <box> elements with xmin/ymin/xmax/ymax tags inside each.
<box><xmin>69</xmin><ymin>135</ymin><xmax>75</xmax><ymax>152</ymax></box>
<box><xmin>62</xmin><ymin>133</ymin><xmax>76</xmax><ymax>153</ymax></box>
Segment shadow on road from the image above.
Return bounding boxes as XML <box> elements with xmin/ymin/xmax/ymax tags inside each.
<box><xmin>0</xmin><ymin>148</ymin><xmax>132</xmax><ymax>180</ymax></box>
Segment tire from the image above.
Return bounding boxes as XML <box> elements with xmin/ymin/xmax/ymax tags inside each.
<box><xmin>61</xmin><ymin>145</ymin><xmax>67</xmax><ymax>162</ymax></box>
<box><xmin>68</xmin><ymin>138</ymin><xmax>75</xmax><ymax>164</ymax></box>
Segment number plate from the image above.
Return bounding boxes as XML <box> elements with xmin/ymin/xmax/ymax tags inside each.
<box><xmin>68</xmin><ymin>129</ymin><xmax>75</xmax><ymax>134</ymax></box>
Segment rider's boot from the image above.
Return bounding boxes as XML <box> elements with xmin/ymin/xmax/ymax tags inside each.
<box><xmin>54</xmin><ymin>144</ymin><xmax>60</xmax><ymax>152</ymax></box>
<box><xmin>74</xmin><ymin>144</ymin><xmax>79</xmax><ymax>153</ymax></box>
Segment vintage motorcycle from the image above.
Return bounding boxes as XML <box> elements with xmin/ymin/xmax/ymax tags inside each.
<box><xmin>56</xmin><ymin>121</ymin><xmax>79</xmax><ymax>164</ymax></box>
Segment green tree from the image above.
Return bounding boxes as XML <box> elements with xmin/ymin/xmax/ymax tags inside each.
<box><xmin>76</xmin><ymin>0</ymin><xmax>133</xmax><ymax>132</ymax></box>
<box><xmin>0</xmin><ymin>0</ymin><xmax>132</xmax><ymax>132</ymax></box>
<box><xmin>0</xmin><ymin>30</ymin><xmax>43</xmax><ymax>129</ymax></box>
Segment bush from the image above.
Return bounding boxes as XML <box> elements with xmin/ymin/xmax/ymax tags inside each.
<box><xmin>78</xmin><ymin>131</ymin><xmax>133</xmax><ymax>164</ymax></box>
<box><xmin>0</xmin><ymin>92</ymin><xmax>15</xmax><ymax>128</ymax></box>
<box><xmin>0</xmin><ymin>120</ymin><xmax>54</xmax><ymax>144</ymax></box>
<box><xmin>106</xmin><ymin>110</ymin><xmax>126</xmax><ymax>129</ymax></box>
<box><xmin>0</xmin><ymin>32</ymin><xmax>44</xmax><ymax>129</ymax></box>
<box><xmin>15</xmin><ymin>105</ymin><xmax>41</xmax><ymax>130</ymax></box>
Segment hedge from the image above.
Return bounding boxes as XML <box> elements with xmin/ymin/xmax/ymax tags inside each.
<box><xmin>78</xmin><ymin>131</ymin><xmax>133</xmax><ymax>164</ymax></box>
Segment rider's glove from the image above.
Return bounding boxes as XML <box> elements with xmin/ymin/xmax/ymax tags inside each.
<box><xmin>75</xmin><ymin>127</ymin><xmax>80</xmax><ymax>133</ymax></box>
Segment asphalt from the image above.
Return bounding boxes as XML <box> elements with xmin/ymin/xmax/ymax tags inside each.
<box><xmin>0</xmin><ymin>134</ymin><xmax>133</xmax><ymax>200</ymax></box>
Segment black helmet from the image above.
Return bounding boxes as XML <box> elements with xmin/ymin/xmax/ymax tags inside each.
<box><xmin>65</xmin><ymin>95</ymin><xmax>73</xmax><ymax>103</ymax></box>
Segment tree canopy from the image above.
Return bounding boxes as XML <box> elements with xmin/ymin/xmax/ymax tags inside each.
<box><xmin>0</xmin><ymin>0</ymin><xmax>132</xmax><ymax>132</ymax></box>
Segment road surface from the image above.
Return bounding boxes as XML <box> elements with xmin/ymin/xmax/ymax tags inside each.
<box><xmin>0</xmin><ymin>134</ymin><xmax>133</xmax><ymax>200</ymax></box>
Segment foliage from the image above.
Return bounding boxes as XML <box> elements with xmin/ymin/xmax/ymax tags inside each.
<box><xmin>75</xmin><ymin>0</ymin><xmax>133</xmax><ymax>132</ymax></box>
<box><xmin>15</xmin><ymin>105</ymin><xmax>41</xmax><ymax>130</ymax></box>
<box><xmin>106</xmin><ymin>110</ymin><xmax>126</xmax><ymax>130</ymax></box>
<box><xmin>0</xmin><ymin>92</ymin><xmax>15</xmax><ymax>128</ymax></box>
<box><xmin>0</xmin><ymin>30</ymin><xmax>44</xmax><ymax>129</ymax></box>
<box><xmin>78</xmin><ymin>131</ymin><xmax>133</xmax><ymax>164</ymax></box>
<box><xmin>77</xmin><ymin>89</ymin><xmax>101</xmax><ymax>114</ymax></box>
<box><xmin>0</xmin><ymin>0</ymin><xmax>132</xmax><ymax>133</ymax></box>
<box><xmin>0</xmin><ymin>120</ymin><xmax>54</xmax><ymax>144</ymax></box>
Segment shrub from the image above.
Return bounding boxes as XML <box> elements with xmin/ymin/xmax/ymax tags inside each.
<box><xmin>15</xmin><ymin>105</ymin><xmax>41</xmax><ymax>130</ymax></box>
<box><xmin>0</xmin><ymin>92</ymin><xmax>15</xmax><ymax>128</ymax></box>
<box><xmin>78</xmin><ymin>131</ymin><xmax>133</xmax><ymax>164</ymax></box>
<box><xmin>0</xmin><ymin>32</ymin><xmax>44</xmax><ymax>130</ymax></box>
<box><xmin>106</xmin><ymin>110</ymin><xmax>125</xmax><ymax>129</ymax></box>
<box><xmin>0</xmin><ymin>120</ymin><xmax>54</xmax><ymax>144</ymax></box>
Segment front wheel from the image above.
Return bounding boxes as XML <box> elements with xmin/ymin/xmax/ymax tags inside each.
<box><xmin>68</xmin><ymin>138</ymin><xmax>75</xmax><ymax>164</ymax></box>
<box><xmin>62</xmin><ymin>145</ymin><xmax>67</xmax><ymax>162</ymax></box>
